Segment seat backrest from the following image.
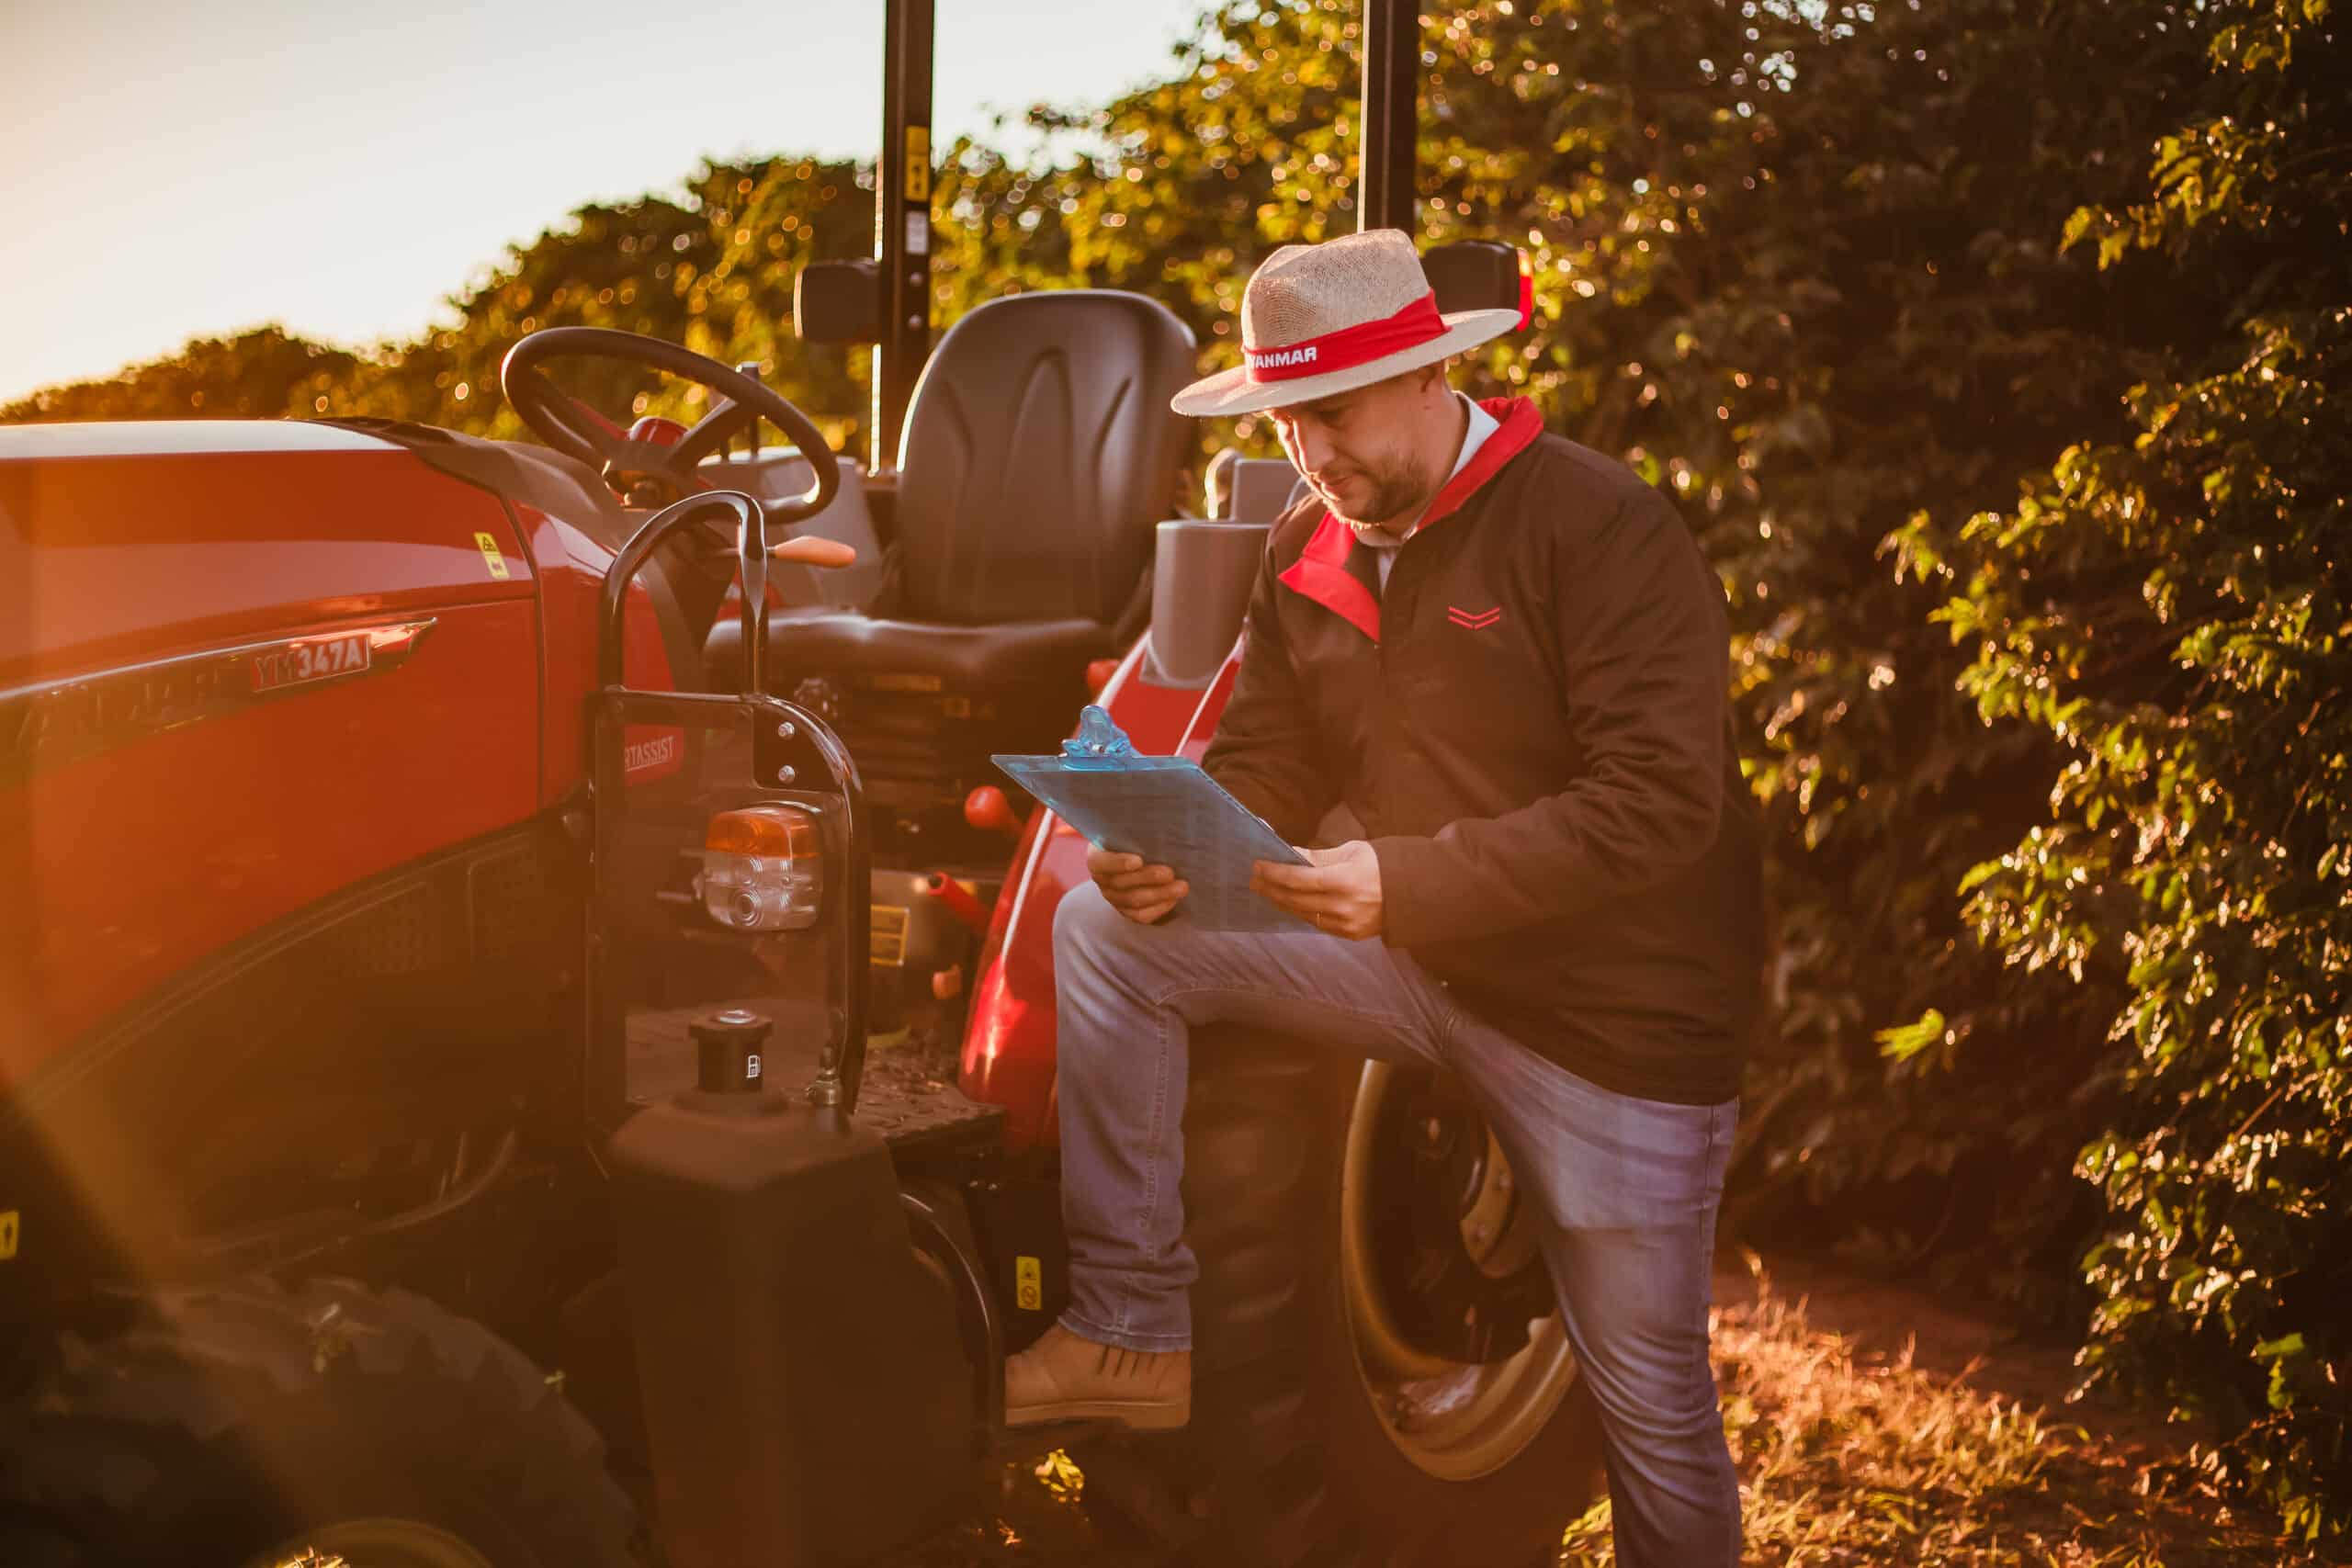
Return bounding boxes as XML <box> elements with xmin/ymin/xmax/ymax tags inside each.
<box><xmin>1227</xmin><ymin>457</ymin><xmax>1305</xmax><ymax>524</ymax></box>
<box><xmin>894</xmin><ymin>290</ymin><xmax>1197</xmax><ymax>626</ymax></box>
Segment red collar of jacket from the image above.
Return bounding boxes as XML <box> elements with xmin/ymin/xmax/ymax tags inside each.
<box><xmin>1275</xmin><ymin>397</ymin><xmax>1544</xmax><ymax>643</ymax></box>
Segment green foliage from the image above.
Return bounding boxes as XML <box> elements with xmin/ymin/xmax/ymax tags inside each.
<box><xmin>1</xmin><ymin>327</ymin><xmax>358</xmax><ymax>423</ymax></box>
<box><xmin>1912</xmin><ymin>0</ymin><xmax>2352</xmax><ymax>1532</ymax></box>
<box><xmin>1505</xmin><ymin>0</ymin><xmax>2207</xmax><ymax>1307</ymax></box>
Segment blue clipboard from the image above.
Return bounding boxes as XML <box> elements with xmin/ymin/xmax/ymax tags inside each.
<box><xmin>993</xmin><ymin>707</ymin><xmax>1314</xmax><ymax>934</ymax></box>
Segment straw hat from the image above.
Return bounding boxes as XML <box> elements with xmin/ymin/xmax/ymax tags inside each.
<box><xmin>1170</xmin><ymin>230</ymin><xmax>1521</xmax><ymax>418</ymax></box>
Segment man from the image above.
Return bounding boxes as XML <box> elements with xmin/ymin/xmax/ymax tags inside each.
<box><xmin>1002</xmin><ymin>229</ymin><xmax>1761</xmax><ymax>1565</ymax></box>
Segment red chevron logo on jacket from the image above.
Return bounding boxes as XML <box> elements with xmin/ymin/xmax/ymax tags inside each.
<box><xmin>1447</xmin><ymin>605</ymin><xmax>1503</xmax><ymax>630</ymax></box>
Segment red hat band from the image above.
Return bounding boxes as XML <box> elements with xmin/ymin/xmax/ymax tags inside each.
<box><xmin>1241</xmin><ymin>290</ymin><xmax>1448</xmax><ymax>385</ymax></box>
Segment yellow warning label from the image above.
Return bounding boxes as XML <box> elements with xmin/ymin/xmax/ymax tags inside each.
<box><xmin>0</xmin><ymin>1210</ymin><xmax>18</xmax><ymax>1260</ymax></box>
<box><xmin>904</xmin><ymin>126</ymin><xmax>931</xmax><ymax>203</ymax></box>
<box><xmin>1015</xmin><ymin>1255</ymin><xmax>1042</xmax><ymax>1311</ymax></box>
<box><xmin>474</xmin><ymin>531</ymin><xmax>511</xmax><ymax>580</ymax></box>
<box><xmin>870</xmin><ymin>904</ymin><xmax>910</xmax><ymax>967</ymax></box>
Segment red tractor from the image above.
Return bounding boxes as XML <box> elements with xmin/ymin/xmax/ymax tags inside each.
<box><xmin>0</xmin><ymin>6</ymin><xmax>1591</xmax><ymax>1563</ymax></box>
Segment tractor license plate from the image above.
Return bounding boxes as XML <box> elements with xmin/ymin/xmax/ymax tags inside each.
<box><xmin>870</xmin><ymin>904</ymin><xmax>910</xmax><ymax>967</ymax></box>
<box><xmin>248</xmin><ymin>633</ymin><xmax>371</xmax><ymax>694</ymax></box>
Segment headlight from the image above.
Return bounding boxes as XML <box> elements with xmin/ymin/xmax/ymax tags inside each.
<box><xmin>695</xmin><ymin>805</ymin><xmax>820</xmax><ymax>931</ymax></box>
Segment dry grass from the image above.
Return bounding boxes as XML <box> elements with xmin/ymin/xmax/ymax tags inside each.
<box><xmin>1555</xmin><ymin>1259</ymin><xmax>2344</xmax><ymax>1567</ymax></box>
<box><xmin>597</xmin><ymin>1247</ymin><xmax>2347</xmax><ymax>1566</ymax></box>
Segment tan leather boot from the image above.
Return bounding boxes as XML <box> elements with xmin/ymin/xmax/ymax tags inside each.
<box><xmin>1003</xmin><ymin>1325</ymin><xmax>1191</xmax><ymax>1430</ymax></box>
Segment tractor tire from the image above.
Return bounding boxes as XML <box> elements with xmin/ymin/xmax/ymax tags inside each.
<box><xmin>0</xmin><ymin>1277</ymin><xmax>647</xmax><ymax>1568</ymax></box>
<box><xmin>1076</xmin><ymin>1025</ymin><xmax>1603</xmax><ymax>1568</ymax></box>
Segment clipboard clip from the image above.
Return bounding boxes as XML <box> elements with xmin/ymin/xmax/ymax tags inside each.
<box><xmin>1060</xmin><ymin>705</ymin><xmax>1138</xmax><ymax>769</ymax></box>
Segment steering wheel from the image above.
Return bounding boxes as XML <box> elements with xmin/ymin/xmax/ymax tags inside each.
<box><xmin>499</xmin><ymin>326</ymin><xmax>841</xmax><ymax>524</ymax></box>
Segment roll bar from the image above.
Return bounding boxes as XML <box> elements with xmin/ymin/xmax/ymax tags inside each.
<box><xmin>867</xmin><ymin>0</ymin><xmax>1420</xmax><ymax>468</ymax></box>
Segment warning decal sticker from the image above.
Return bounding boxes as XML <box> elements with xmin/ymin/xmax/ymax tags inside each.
<box><xmin>474</xmin><ymin>531</ymin><xmax>512</xmax><ymax>580</ymax></box>
<box><xmin>1015</xmin><ymin>1255</ymin><xmax>1042</xmax><ymax>1311</ymax></box>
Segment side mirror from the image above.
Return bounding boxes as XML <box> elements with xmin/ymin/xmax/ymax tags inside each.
<box><xmin>1421</xmin><ymin>241</ymin><xmax>1532</xmax><ymax>329</ymax></box>
<box><xmin>794</xmin><ymin>260</ymin><xmax>882</xmax><ymax>344</ymax></box>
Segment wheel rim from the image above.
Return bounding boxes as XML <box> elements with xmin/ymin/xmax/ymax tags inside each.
<box><xmin>245</xmin><ymin>1519</ymin><xmax>498</xmax><ymax>1568</ymax></box>
<box><xmin>1340</xmin><ymin>1061</ymin><xmax>1577</xmax><ymax>1481</ymax></box>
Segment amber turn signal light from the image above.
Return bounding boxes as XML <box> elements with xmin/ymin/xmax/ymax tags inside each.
<box><xmin>697</xmin><ymin>805</ymin><xmax>821</xmax><ymax>931</ymax></box>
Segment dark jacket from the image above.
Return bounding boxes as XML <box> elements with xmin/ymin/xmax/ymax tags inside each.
<box><xmin>1201</xmin><ymin>398</ymin><xmax>1761</xmax><ymax>1105</ymax></box>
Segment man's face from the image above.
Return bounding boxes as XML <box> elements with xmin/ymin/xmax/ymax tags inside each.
<box><xmin>1267</xmin><ymin>366</ymin><xmax>1452</xmax><ymax>528</ymax></box>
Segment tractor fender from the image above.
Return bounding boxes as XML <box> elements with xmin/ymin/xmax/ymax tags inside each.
<box><xmin>956</xmin><ymin>633</ymin><xmax>1244</xmax><ymax>1151</ymax></box>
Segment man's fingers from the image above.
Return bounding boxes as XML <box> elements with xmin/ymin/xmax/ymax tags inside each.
<box><xmin>1109</xmin><ymin>880</ymin><xmax>1188</xmax><ymax>912</ymax></box>
<box><xmin>1114</xmin><ymin>888</ymin><xmax>1185</xmax><ymax>924</ymax></box>
<box><xmin>1267</xmin><ymin>894</ymin><xmax>1351</xmax><ymax>922</ymax></box>
<box><xmin>1250</xmin><ymin>880</ymin><xmax>1340</xmax><ymax>919</ymax></box>
<box><xmin>1250</xmin><ymin>866</ymin><xmax>1340</xmax><ymax>905</ymax></box>
<box><xmin>1259</xmin><ymin>887</ymin><xmax>1369</xmax><ymax>937</ymax></box>
<box><xmin>1089</xmin><ymin>847</ymin><xmax>1185</xmax><ymax>901</ymax></box>
<box><xmin>1245</xmin><ymin>841</ymin><xmax>1383</xmax><ymax>941</ymax></box>
<box><xmin>1250</xmin><ymin>873</ymin><xmax>1368</xmax><ymax>923</ymax></box>
<box><xmin>1251</xmin><ymin>859</ymin><xmax>1331</xmax><ymax>891</ymax></box>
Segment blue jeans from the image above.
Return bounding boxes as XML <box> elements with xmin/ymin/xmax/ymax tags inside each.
<box><xmin>1052</xmin><ymin>881</ymin><xmax>1742</xmax><ymax>1567</ymax></box>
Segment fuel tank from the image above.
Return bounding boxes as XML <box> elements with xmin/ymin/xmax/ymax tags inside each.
<box><xmin>609</xmin><ymin>1010</ymin><xmax>974</xmax><ymax>1567</ymax></box>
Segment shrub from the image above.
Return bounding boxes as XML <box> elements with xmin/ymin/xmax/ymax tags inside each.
<box><xmin>1907</xmin><ymin>0</ymin><xmax>2352</xmax><ymax>1532</ymax></box>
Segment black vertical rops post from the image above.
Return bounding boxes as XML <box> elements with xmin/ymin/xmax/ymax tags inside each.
<box><xmin>876</xmin><ymin>0</ymin><xmax>935</xmax><ymax>473</ymax></box>
<box><xmin>1359</xmin><ymin>0</ymin><xmax>1419</xmax><ymax>235</ymax></box>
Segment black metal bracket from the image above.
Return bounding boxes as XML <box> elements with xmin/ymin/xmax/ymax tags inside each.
<box><xmin>876</xmin><ymin>0</ymin><xmax>936</xmax><ymax>471</ymax></box>
<box><xmin>594</xmin><ymin>489</ymin><xmax>876</xmax><ymax>1122</ymax></box>
<box><xmin>1360</xmin><ymin>0</ymin><xmax>1419</xmax><ymax>235</ymax></box>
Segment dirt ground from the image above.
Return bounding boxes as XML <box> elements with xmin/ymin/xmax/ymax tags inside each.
<box><xmin>1710</xmin><ymin>1248</ymin><xmax>2183</xmax><ymax>1456</ymax></box>
<box><xmin>894</xmin><ymin>1248</ymin><xmax>2346</xmax><ymax>1567</ymax></box>
<box><xmin>1697</xmin><ymin>1250</ymin><xmax>2345</xmax><ymax>1567</ymax></box>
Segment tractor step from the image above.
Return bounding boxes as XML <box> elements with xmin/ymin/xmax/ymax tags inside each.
<box><xmin>624</xmin><ymin>998</ymin><xmax>1002</xmax><ymax>1155</ymax></box>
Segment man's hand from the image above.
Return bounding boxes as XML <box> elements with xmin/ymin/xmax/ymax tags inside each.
<box><xmin>1251</xmin><ymin>840</ymin><xmax>1385</xmax><ymax>941</ymax></box>
<box><xmin>1088</xmin><ymin>847</ymin><xmax>1189</xmax><ymax>925</ymax></box>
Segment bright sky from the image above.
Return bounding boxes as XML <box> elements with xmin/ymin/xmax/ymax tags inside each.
<box><xmin>0</xmin><ymin>0</ymin><xmax>1209</xmax><ymax>404</ymax></box>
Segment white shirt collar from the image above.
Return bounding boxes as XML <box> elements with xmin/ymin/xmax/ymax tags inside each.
<box><xmin>1412</xmin><ymin>393</ymin><xmax>1498</xmax><ymax>536</ymax></box>
<box><xmin>1447</xmin><ymin>394</ymin><xmax>1501</xmax><ymax>482</ymax></box>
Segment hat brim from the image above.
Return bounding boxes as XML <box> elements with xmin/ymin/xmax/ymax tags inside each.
<box><xmin>1169</xmin><ymin>308</ymin><xmax>1524</xmax><ymax>418</ymax></box>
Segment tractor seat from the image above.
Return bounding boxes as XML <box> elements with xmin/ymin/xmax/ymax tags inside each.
<box><xmin>707</xmin><ymin>610</ymin><xmax>1111</xmax><ymax>691</ymax></box>
<box><xmin>705</xmin><ymin>288</ymin><xmax>1198</xmax><ymax>811</ymax></box>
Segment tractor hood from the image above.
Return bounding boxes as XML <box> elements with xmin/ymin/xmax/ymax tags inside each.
<box><xmin>0</xmin><ymin>419</ymin><xmax>543</xmax><ymax>695</ymax></box>
<box><xmin>0</xmin><ymin>418</ymin><xmax>562</xmax><ymax>1066</ymax></box>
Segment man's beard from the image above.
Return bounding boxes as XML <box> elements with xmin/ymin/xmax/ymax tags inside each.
<box><xmin>1318</xmin><ymin>457</ymin><xmax>1434</xmax><ymax>530</ymax></box>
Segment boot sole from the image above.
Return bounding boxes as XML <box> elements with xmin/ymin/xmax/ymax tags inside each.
<box><xmin>1004</xmin><ymin>1396</ymin><xmax>1191</xmax><ymax>1432</ymax></box>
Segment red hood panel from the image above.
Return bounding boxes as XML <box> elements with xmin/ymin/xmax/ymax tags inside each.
<box><xmin>1</xmin><ymin>440</ymin><xmax>534</xmax><ymax>691</ymax></box>
<box><xmin>1</xmin><ymin>430</ymin><xmax>544</xmax><ymax>1077</ymax></box>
